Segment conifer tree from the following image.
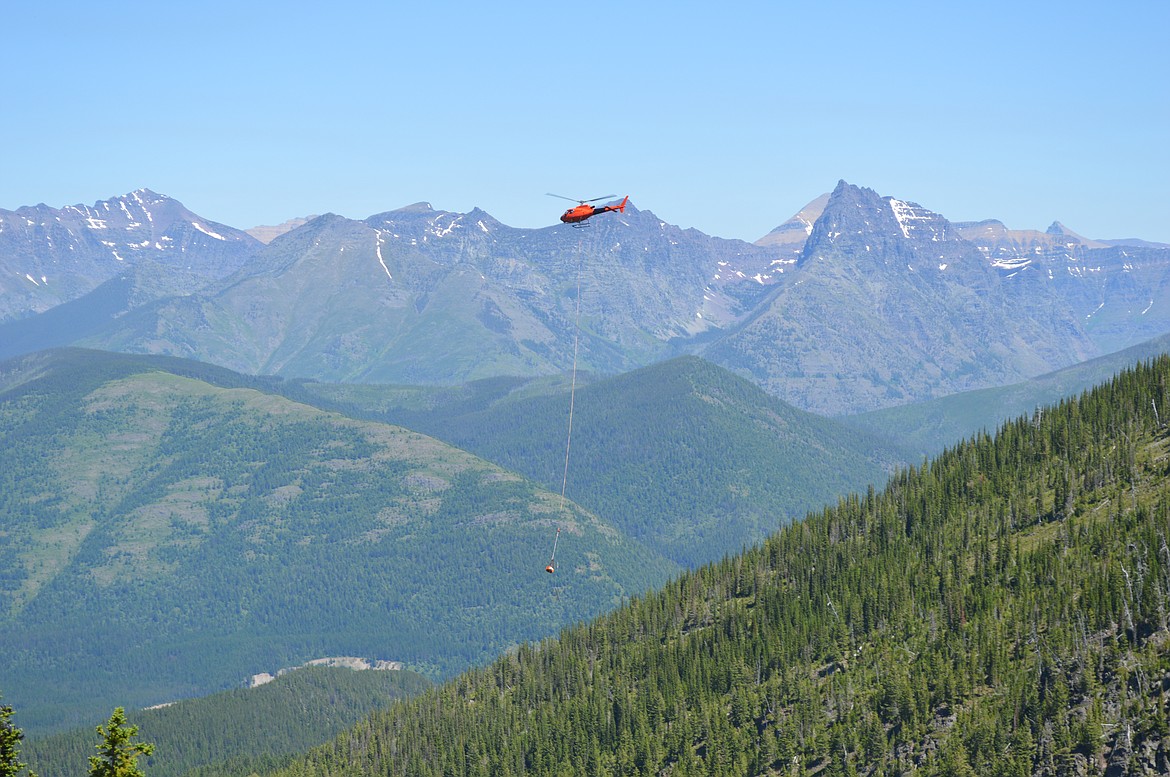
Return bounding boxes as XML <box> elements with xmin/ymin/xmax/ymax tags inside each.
<box><xmin>88</xmin><ymin>708</ymin><xmax>154</xmax><ymax>777</ymax></box>
<box><xmin>0</xmin><ymin>696</ymin><xmax>36</xmax><ymax>777</ymax></box>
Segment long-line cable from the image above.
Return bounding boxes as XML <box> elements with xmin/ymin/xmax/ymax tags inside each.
<box><xmin>561</xmin><ymin>235</ymin><xmax>584</xmax><ymax>501</ymax></box>
<box><xmin>547</xmin><ymin>235</ymin><xmax>585</xmax><ymax>574</ymax></box>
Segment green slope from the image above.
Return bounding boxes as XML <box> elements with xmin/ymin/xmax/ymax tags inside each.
<box><xmin>846</xmin><ymin>331</ymin><xmax>1170</xmax><ymax>457</ymax></box>
<box><xmin>267</xmin><ymin>356</ymin><xmax>1170</xmax><ymax>776</ymax></box>
<box><xmin>303</xmin><ymin>356</ymin><xmax>904</xmax><ymax>566</ymax></box>
<box><xmin>24</xmin><ymin>665</ymin><xmax>431</xmax><ymax>777</ymax></box>
<box><xmin>0</xmin><ymin>349</ymin><xmax>678</xmax><ymax>733</ymax></box>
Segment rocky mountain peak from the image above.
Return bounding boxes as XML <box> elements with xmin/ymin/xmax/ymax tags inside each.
<box><xmin>1044</xmin><ymin>220</ymin><xmax>1098</xmax><ymax>245</ymax></box>
<box><xmin>0</xmin><ymin>191</ymin><xmax>263</xmax><ymax>321</ymax></box>
<box><xmin>246</xmin><ymin>216</ymin><xmax>317</xmax><ymax>245</ymax></box>
<box><xmin>755</xmin><ymin>193</ymin><xmax>829</xmax><ymax>252</ymax></box>
<box><xmin>799</xmin><ymin>181</ymin><xmax>960</xmax><ymax>267</ymax></box>
<box><xmin>397</xmin><ymin>202</ymin><xmax>435</xmax><ymax>214</ymax></box>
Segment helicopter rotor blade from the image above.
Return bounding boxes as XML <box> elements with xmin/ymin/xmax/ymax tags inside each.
<box><xmin>547</xmin><ymin>193</ymin><xmax>618</xmax><ymax>204</ymax></box>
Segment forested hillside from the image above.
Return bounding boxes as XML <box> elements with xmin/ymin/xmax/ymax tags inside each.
<box><xmin>0</xmin><ymin>349</ymin><xmax>677</xmax><ymax>732</ymax></box>
<box><xmin>305</xmin><ymin>356</ymin><xmax>902</xmax><ymax>565</ymax></box>
<box><xmin>269</xmin><ymin>358</ymin><xmax>1170</xmax><ymax>776</ymax></box>
<box><xmin>846</xmin><ymin>332</ymin><xmax>1170</xmax><ymax>458</ymax></box>
<box><xmin>24</xmin><ymin>665</ymin><xmax>431</xmax><ymax>777</ymax></box>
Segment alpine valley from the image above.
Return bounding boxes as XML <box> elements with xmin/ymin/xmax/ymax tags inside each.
<box><xmin>4</xmin><ymin>181</ymin><xmax>1170</xmax><ymax>776</ymax></box>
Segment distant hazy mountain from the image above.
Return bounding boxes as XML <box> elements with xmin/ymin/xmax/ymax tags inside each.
<box><xmin>953</xmin><ymin>218</ymin><xmax>1108</xmax><ymax>262</ymax></box>
<box><xmin>74</xmin><ymin>202</ymin><xmax>781</xmax><ymax>383</ymax></box>
<box><xmin>951</xmin><ymin>215</ymin><xmax>1170</xmax><ymax>354</ymax></box>
<box><xmin>762</xmin><ymin>196</ymin><xmax>1169</xmax><ymax>261</ymax></box>
<box><xmin>706</xmin><ymin>181</ymin><xmax>1100</xmax><ymax>413</ymax></box>
<box><xmin>4</xmin><ymin>184</ymin><xmax>1170</xmax><ymax>415</ymax></box>
<box><xmin>0</xmin><ymin>189</ymin><xmax>261</xmax><ymax>321</ymax></box>
<box><xmin>753</xmin><ymin>192</ymin><xmax>829</xmax><ymax>253</ymax></box>
<box><xmin>245</xmin><ymin>216</ymin><xmax>317</xmax><ymax>244</ymax></box>
<box><xmin>0</xmin><ymin>348</ymin><xmax>677</xmax><ymax>732</ymax></box>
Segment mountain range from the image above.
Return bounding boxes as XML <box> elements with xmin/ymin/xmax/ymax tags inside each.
<box><xmin>6</xmin><ymin>177</ymin><xmax>1170</xmax><ymax>775</ymax></box>
<box><xmin>0</xmin><ymin>189</ymin><xmax>259</xmax><ymax>321</ymax></box>
<box><xmin>3</xmin><ymin>182</ymin><xmax>1169</xmax><ymax>414</ymax></box>
<box><xmin>0</xmin><ymin>347</ymin><xmax>900</xmax><ymax>733</ymax></box>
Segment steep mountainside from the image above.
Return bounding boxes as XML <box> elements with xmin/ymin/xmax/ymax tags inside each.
<box><xmin>267</xmin><ymin>356</ymin><xmax>1170</xmax><ymax>777</ymax></box>
<box><xmin>846</xmin><ymin>332</ymin><xmax>1170</xmax><ymax>458</ymax></box>
<box><xmin>77</xmin><ymin>202</ymin><xmax>781</xmax><ymax>383</ymax></box>
<box><xmin>0</xmin><ymin>189</ymin><xmax>261</xmax><ymax>321</ymax></box>
<box><xmin>4</xmin><ymin>185</ymin><xmax>1170</xmax><ymax>416</ymax></box>
<box><xmin>753</xmin><ymin>192</ymin><xmax>829</xmax><ymax>254</ymax></box>
<box><xmin>0</xmin><ymin>264</ymin><xmax>242</xmax><ymax>363</ymax></box>
<box><xmin>956</xmin><ymin>218</ymin><xmax>1170</xmax><ymax>355</ymax></box>
<box><xmin>306</xmin><ymin>356</ymin><xmax>903</xmax><ymax>565</ymax></box>
<box><xmin>25</xmin><ymin>665</ymin><xmax>432</xmax><ymax>777</ymax></box>
<box><xmin>707</xmin><ymin>181</ymin><xmax>1099</xmax><ymax>414</ymax></box>
<box><xmin>1011</xmin><ymin>242</ymin><xmax>1170</xmax><ymax>356</ymax></box>
<box><xmin>954</xmin><ymin>218</ymin><xmax>1109</xmax><ymax>263</ymax></box>
<box><xmin>0</xmin><ymin>349</ymin><xmax>677</xmax><ymax>733</ymax></box>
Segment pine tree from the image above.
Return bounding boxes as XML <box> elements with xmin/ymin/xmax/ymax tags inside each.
<box><xmin>0</xmin><ymin>697</ymin><xmax>36</xmax><ymax>777</ymax></box>
<box><xmin>88</xmin><ymin>708</ymin><xmax>154</xmax><ymax>777</ymax></box>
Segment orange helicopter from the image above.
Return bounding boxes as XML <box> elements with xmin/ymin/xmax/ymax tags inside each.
<box><xmin>548</xmin><ymin>193</ymin><xmax>629</xmax><ymax>226</ymax></box>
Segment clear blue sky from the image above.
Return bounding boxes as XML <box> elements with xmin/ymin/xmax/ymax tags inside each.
<box><xmin>4</xmin><ymin>1</ymin><xmax>1167</xmax><ymax>242</ymax></box>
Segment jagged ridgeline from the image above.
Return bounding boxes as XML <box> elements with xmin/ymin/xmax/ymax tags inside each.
<box><xmin>269</xmin><ymin>358</ymin><xmax>1170</xmax><ymax>776</ymax></box>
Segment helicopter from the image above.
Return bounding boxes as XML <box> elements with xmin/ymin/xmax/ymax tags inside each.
<box><xmin>547</xmin><ymin>193</ymin><xmax>629</xmax><ymax>226</ymax></box>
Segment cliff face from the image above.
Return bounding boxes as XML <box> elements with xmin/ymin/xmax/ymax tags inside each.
<box><xmin>706</xmin><ymin>181</ymin><xmax>1096</xmax><ymax>413</ymax></box>
<box><xmin>248</xmin><ymin>656</ymin><xmax>405</xmax><ymax>688</ymax></box>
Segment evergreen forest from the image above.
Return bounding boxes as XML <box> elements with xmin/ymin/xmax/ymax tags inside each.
<box><xmin>22</xmin><ymin>666</ymin><xmax>431</xmax><ymax>777</ymax></box>
<box><xmin>302</xmin><ymin>356</ymin><xmax>902</xmax><ymax>565</ymax></box>
<box><xmin>264</xmin><ymin>357</ymin><xmax>1170</xmax><ymax>776</ymax></box>
<box><xmin>0</xmin><ymin>349</ymin><xmax>675</xmax><ymax>732</ymax></box>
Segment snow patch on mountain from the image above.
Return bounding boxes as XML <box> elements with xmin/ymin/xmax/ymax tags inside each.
<box><xmin>888</xmin><ymin>198</ymin><xmax>947</xmax><ymax>241</ymax></box>
<box><xmin>428</xmin><ymin>214</ymin><xmax>461</xmax><ymax>238</ymax></box>
<box><xmin>374</xmin><ymin>230</ymin><xmax>393</xmax><ymax>279</ymax></box>
<box><xmin>192</xmin><ymin>222</ymin><xmax>226</xmax><ymax>240</ymax></box>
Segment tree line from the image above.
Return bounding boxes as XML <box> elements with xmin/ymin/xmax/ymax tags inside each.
<box><xmin>4</xmin><ymin>702</ymin><xmax>151</xmax><ymax>777</ymax></box>
<box><xmin>265</xmin><ymin>357</ymin><xmax>1170</xmax><ymax>775</ymax></box>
